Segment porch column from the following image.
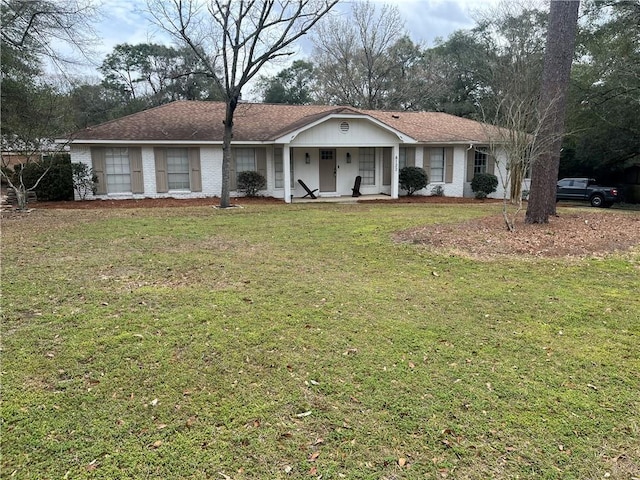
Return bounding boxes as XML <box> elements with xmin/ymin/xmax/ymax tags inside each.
<box><xmin>283</xmin><ymin>144</ymin><xmax>292</xmax><ymax>204</ymax></box>
<box><xmin>391</xmin><ymin>144</ymin><xmax>400</xmax><ymax>199</ymax></box>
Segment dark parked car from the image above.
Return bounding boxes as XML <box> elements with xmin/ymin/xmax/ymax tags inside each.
<box><xmin>556</xmin><ymin>178</ymin><xmax>621</xmax><ymax>208</ymax></box>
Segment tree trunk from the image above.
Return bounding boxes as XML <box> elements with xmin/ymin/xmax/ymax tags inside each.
<box><xmin>15</xmin><ymin>187</ymin><xmax>27</xmax><ymax>211</ymax></box>
<box><xmin>525</xmin><ymin>0</ymin><xmax>579</xmax><ymax>224</ymax></box>
<box><xmin>220</xmin><ymin>96</ymin><xmax>239</xmax><ymax>208</ymax></box>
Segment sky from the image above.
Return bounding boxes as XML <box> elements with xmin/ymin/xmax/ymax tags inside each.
<box><xmin>89</xmin><ymin>1</ymin><xmax>495</xmax><ymax>60</ymax></box>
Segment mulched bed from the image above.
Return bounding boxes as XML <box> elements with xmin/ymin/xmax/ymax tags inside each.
<box><xmin>395</xmin><ymin>210</ymin><xmax>640</xmax><ymax>259</ymax></box>
<box><xmin>23</xmin><ymin>195</ymin><xmax>497</xmax><ymax>210</ymax></box>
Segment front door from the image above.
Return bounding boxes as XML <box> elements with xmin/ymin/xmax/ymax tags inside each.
<box><xmin>319</xmin><ymin>149</ymin><xmax>336</xmax><ymax>192</ymax></box>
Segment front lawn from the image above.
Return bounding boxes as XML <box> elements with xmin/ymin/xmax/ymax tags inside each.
<box><xmin>2</xmin><ymin>203</ymin><xmax>638</xmax><ymax>479</ymax></box>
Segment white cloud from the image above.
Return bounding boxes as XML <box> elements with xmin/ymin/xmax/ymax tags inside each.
<box><xmin>96</xmin><ymin>0</ymin><xmax>170</xmax><ymax>55</ymax></box>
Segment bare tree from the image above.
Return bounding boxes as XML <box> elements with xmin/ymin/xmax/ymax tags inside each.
<box><xmin>1</xmin><ymin>0</ymin><xmax>98</xmax><ymax>210</ymax></box>
<box><xmin>471</xmin><ymin>1</ymin><xmax>580</xmax><ymax>231</ymax></box>
<box><xmin>1</xmin><ymin>86</ymin><xmax>73</xmax><ymax>210</ymax></box>
<box><xmin>1</xmin><ymin>0</ymin><xmax>99</xmax><ymax>73</ymax></box>
<box><xmin>312</xmin><ymin>0</ymin><xmax>404</xmax><ymax>108</ymax></box>
<box><xmin>471</xmin><ymin>1</ymin><xmax>547</xmax><ymax>230</ymax></box>
<box><xmin>485</xmin><ymin>98</ymin><xmax>560</xmax><ymax>231</ymax></box>
<box><xmin>525</xmin><ymin>0</ymin><xmax>580</xmax><ymax>224</ymax></box>
<box><xmin>147</xmin><ymin>0</ymin><xmax>339</xmax><ymax>208</ymax></box>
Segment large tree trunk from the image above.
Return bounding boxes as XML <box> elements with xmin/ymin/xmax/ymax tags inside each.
<box><xmin>525</xmin><ymin>0</ymin><xmax>579</xmax><ymax>224</ymax></box>
<box><xmin>220</xmin><ymin>97</ymin><xmax>239</xmax><ymax>208</ymax></box>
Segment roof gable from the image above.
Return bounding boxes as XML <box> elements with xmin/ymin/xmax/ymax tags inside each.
<box><xmin>272</xmin><ymin>108</ymin><xmax>416</xmax><ymax>144</ymax></box>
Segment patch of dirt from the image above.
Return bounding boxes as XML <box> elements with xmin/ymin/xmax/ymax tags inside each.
<box><xmin>395</xmin><ymin>210</ymin><xmax>640</xmax><ymax>259</ymax></box>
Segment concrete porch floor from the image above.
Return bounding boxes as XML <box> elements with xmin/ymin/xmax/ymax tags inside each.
<box><xmin>291</xmin><ymin>194</ymin><xmax>392</xmax><ymax>204</ymax></box>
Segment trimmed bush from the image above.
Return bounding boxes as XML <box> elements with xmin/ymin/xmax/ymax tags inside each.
<box><xmin>237</xmin><ymin>170</ymin><xmax>266</xmax><ymax>197</ymax></box>
<box><xmin>14</xmin><ymin>155</ymin><xmax>73</xmax><ymax>201</ymax></box>
<box><xmin>399</xmin><ymin>166</ymin><xmax>428</xmax><ymax>196</ymax></box>
<box><xmin>471</xmin><ymin>173</ymin><xmax>498</xmax><ymax>199</ymax></box>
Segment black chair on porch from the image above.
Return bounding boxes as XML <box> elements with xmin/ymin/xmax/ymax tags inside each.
<box><xmin>351</xmin><ymin>175</ymin><xmax>362</xmax><ymax>197</ymax></box>
<box><xmin>297</xmin><ymin>179</ymin><xmax>318</xmax><ymax>199</ymax></box>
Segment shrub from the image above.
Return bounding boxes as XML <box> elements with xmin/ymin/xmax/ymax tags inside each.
<box><xmin>471</xmin><ymin>173</ymin><xmax>498</xmax><ymax>199</ymax></box>
<box><xmin>72</xmin><ymin>163</ymin><xmax>98</xmax><ymax>200</ymax></box>
<box><xmin>237</xmin><ymin>170</ymin><xmax>266</xmax><ymax>197</ymax></box>
<box><xmin>431</xmin><ymin>185</ymin><xmax>445</xmax><ymax>197</ymax></box>
<box><xmin>399</xmin><ymin>166</ymin><xmax>428</xmax><ymax>196</ymax></box>
<box><xmin>14</xmin><ymin>155</ymin><xmax>73</xmax><ymax>201</ymax></box>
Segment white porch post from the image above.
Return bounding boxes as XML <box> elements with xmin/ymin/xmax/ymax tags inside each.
<box><xmin>283</xmin><ymin>145</ymin><xmax>292</xmax><ymax>203</ymax></box>
<box><xmin>391</xmin><ymin>144</ymin><xmax>400</xmax><ymax>199</ymax></box>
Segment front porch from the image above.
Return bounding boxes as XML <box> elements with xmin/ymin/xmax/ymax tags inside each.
<box><xmin>291</xmin><ymin>193</ymin><xmax>392</xmax><ymax>204</ymax></box>
<box><xmin>281</xmin><ymin>146</ymin><xmax>400</xmax><ymax>203</ymax></box>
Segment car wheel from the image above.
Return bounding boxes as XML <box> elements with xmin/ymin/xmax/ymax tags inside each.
<box><xmin>590</xmin><ymin>194</ymin><xmax>604</xmax><ymax>207</ymax></box>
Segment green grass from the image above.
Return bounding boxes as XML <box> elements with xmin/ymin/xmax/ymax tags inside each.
<box><xmin>2</xmin><ymin>203</ymin><xmax>639</xmax><ymax>479</ymax></box>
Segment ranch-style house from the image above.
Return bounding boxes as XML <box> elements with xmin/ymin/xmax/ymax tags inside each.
<box><xmin>68</xmin><ymin>101</ymin><xmax>521</xmax><ymax>202</ymax></box>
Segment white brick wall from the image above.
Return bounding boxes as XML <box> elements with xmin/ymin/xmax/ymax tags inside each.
<box><xmin>70</xmin><ymin>142</ymin><xmax>524</xmax><ymax>202</ymax></box>
<box><xmin>70</xmin><ymin>145</ymin><xmax>94</xmax><ymax>201</ymax></box>
<box><xmin>70</xmin><ymin>144</ymin><xmax>227</xmax><ymax>200</ymax></box>
<box><xmin>407</xmin><ymin>145</ymin><xmax>466</xmax><ymax>198</ymax></box>
<box><xmin>201</xmin><ymin>146</ymin><xmax>223</xmax><ymax>196</ymax></box>
<box><xmin>141</xmin><ymin>147</ymin><xmax>155</xmax><ymax>195</ymax></box>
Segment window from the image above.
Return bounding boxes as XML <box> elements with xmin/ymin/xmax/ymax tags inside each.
<box><xmin>399</xmin><ymin>148</ymin><xmax>407</xmax><ymax>170</ymax></box>
<box><xmin>430</xmin><ymin>148</ymin><xmax>445</xmax><ymax>182</ymax></box>
<box><xmin>167</xmin><ymin>148</ymin><xmax>190</xmax><ymax>190</ymax></box>
<box><xmin>236</xmin><ymin>148</ymin><xmax>256</xmax><ymax>173</ymax></box>
<box><xmin>359</xmin><ymin>148</ymin><xmax>375</xmax><ymax>185</ymax></box>
<box><xmin>274</xmin><ymin>148</ymin><xmax>284</xmax><ymax>188</ymax></box>
<box><xmin>474</xmin><ymin>148</ymin><xmax>488</xmax><ymax>175</ymax></box>
<box><xmin>274</xmin><ymin>148</ymin><xmax>294</xmax><ymax>189</ymax></box>
<box><xmin>105</xmin><ymin>147</ymin><xmax>130</xmax><ymax>193</ymax></box>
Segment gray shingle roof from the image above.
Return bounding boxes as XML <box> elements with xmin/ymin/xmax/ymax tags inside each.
<box><xmin>71</xmin><ymin>101</ymin><xmax>500</xmax><ymax>144</ymax></box>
